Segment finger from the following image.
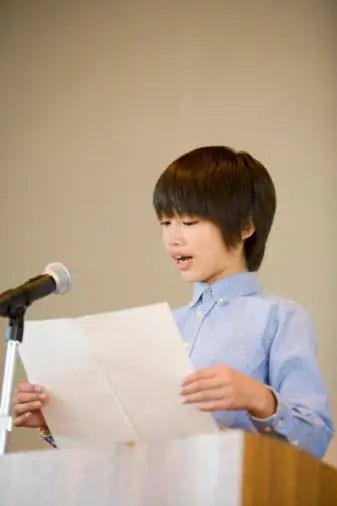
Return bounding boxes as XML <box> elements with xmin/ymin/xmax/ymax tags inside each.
<box><xmin>198</xmin><ymin>400</ymin><xmax>232</xmax><ymax>412</ymax></box>
<box><xmin>181</xmin><ymin>388</ymin><xmax>225</xmax><ymax>404</ymax></box>
<box><xmin>13</xmin><ymin>384</ymin><xmax>46</xmax><ymax>404</ymax></box>
<box><xmin>181</xmin><ymin>378</ymin><xmax>224</xmax><ymax>395</ymax></box>
<box><xmin>181</xmin><ymin>368</ymin><xmax>216</xmax><ymax>386</ymax></box>
<box><xmin>13</xmin><ymin>401</ymin><xmax>42</xmax><ymax>416</ymax></box>
<box><xmin>16</xmin><ymin>392</ymin><xmax>48</xmax><ymax>404</ymax></box>
<box><xmin>14</xmin><ymin>412</ymin><xmax>32</xmax><ymax>427</ymax></box>
<box><xmin>17</xmin><ymin>383</ymin><xmax>44</xmax><ymax>394</ymax></box>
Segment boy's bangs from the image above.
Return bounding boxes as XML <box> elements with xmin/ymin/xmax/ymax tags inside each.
<box><xmin>153</xmin><ymin>170</ymin><xmax>207</xmax><ymax>218</ymax></box>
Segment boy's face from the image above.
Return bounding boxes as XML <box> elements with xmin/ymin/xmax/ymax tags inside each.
<box><xmin>160</xmin><ymin>215</ymin><xmax>247</xmax><ymax>284</ymax></box>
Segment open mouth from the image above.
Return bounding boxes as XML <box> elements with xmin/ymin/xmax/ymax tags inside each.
<box><xmin>176</xmin><ymin>255</ymin><xmax>191</xmax><ymax>262</ymax></box>
<box><xmin>174</xmin><ymin>255</ymin><xmax>193</xmax><ymax>266</ymax></box>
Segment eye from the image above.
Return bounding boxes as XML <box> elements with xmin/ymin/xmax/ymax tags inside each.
<box><xmin>183</xmin><ymin>220</ymin><xmax>199</xmax><ymax>226</ymax></box>
<box><xmin>160</xmin><ymin>220</ymin><xmax>171</xmax><ymax>227</ymax></box>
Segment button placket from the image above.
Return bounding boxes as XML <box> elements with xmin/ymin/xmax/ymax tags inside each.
<box><xmin>188</xmin><ymin>296</ymin><xmax>216</xmax><ymax>357</ymax></box>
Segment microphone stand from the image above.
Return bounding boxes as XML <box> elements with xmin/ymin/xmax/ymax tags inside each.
<box><xmin>0</xmin><ymin>306</ymin><xmax>26</xmax><ymax>455</ymax></box>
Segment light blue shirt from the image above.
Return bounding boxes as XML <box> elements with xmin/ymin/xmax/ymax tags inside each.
<box><xmin>173</xmin><ymin>271</ymin><xmax>335</xmax><ymax>459</ymax></box>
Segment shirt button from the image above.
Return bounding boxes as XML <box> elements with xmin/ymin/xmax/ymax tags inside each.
<box><xmin>264</xmin><ymin>427</ymin><xmax>272</xmax><ymax>433</ymax></box>
<box><xmin>218</xmin><ymin>298</ymin><xmax>224</xmax><ymax>304</ymax></box>
<box><xmin>196</xmin><ymin>309</ymin><xmax>204</xmax><ymax>319</ymax></box>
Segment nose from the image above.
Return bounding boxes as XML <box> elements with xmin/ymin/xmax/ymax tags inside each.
<box><xmin>166</xmin><ymin>221</ymin><xmax>185</xmax><ymax>247</ymax></box>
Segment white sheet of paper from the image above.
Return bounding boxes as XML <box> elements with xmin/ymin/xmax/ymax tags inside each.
<box><xmin>19</xmin><ymin>302</ymin><xmax>218</xmax><ymax>449</ymax></box>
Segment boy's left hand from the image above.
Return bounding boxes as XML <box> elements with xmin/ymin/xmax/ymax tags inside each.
<box><xmin>180</xmin><ymin>365</ymin><xmax>277</xmax><ymax>419</ymax></box>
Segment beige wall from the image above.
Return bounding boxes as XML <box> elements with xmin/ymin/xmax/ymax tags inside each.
<box><xmin>0</xmin><ymin>0</ymin><xmax>336</xmax><ymax>466</ymax></box>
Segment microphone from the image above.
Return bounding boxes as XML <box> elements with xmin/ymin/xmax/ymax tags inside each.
<box><xmin>0</xmin><ymin>263</ymin><xmax>72</xmax><ymax>317</ymax></box>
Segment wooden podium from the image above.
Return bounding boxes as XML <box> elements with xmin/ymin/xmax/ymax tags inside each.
<box><xmin>0</xmin><ymin>431</ymin><xmax>336</xmax><ymax>506</ymax></box>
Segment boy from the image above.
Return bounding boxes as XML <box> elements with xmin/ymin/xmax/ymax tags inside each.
<box><xmin>13</xmin><ymin>146</ymin><xmax>334</xmax><ymax>458</ymax></box>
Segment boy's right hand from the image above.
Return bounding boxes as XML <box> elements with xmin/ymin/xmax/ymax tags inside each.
<box><xmin>12</xmin><ymin>382</ymin><xmax>48</xmax><ymax>429</ymax></box>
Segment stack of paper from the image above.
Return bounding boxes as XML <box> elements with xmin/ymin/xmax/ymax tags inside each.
<box><xmin>19</xmin><ymin>302</ymin><xmax>218</xmax><ymax>449</ymax></box>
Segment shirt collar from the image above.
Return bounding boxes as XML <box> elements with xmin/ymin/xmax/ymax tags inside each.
<box><xmin>191</xmin><ymin>271</ymin><xmax>260</xmax><ymax>307</ymax></box>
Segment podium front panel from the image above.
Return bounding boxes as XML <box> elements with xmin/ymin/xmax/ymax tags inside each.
<box><xmin>0</xmin><ymin>431</ymin><xmax>244</xmax><ymax>506</ymax></box>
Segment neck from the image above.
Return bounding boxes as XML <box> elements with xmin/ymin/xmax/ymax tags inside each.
<box><xmin>204</xmin><ymin>260</ymin><xmax>248</xmax><ymax>285</ymax></box>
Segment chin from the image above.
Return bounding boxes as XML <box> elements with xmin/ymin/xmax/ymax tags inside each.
<box><xmin>180</xmin><ymin>271</ymin><xmax>203</xmax><ymax>283</ymax></box>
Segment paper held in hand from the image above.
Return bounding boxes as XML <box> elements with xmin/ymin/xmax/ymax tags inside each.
<box><xmin>19</xmin><ymin>302</ymin><xmax>218</xmax><ymax>449</ymax></box>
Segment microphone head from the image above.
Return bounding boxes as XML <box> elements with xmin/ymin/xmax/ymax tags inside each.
<box><xmin>43</xmin><ymin>263</ymin><xmax>73</xmax><ymax>294</ymax></box>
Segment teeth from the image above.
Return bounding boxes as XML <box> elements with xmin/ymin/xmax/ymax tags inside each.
<box><xmin>178</xmin><ymin>258</ymin><xmax>188</xmax><ymax>264</ymax></box>
<box><xmin>176</xmin><ymin>256</ymin><xmax>190</xmax><ymax>264</ymax></box>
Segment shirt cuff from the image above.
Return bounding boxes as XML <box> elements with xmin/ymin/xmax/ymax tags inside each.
<box><xmin>249</xmin><ymin>387</ymin><xmax>288</xmax><ymax>436</ymax></box>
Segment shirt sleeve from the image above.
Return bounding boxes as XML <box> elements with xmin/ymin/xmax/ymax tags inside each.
<box><xmin>250</xmin><ymin>303</ymin><xmax>335</xmax><ymax>459</ymax></box>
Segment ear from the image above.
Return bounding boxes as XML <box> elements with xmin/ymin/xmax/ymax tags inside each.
<box><xmin>241</xmin><ymin>218</ymin><xmax>255</xmax><ymax>240</ymax></box>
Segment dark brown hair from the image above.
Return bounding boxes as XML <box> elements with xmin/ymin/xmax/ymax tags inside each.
<box><xmin>153</xmin><ymin>145</ymin><xmax>276</xmax><ymax>271</ymax></box>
